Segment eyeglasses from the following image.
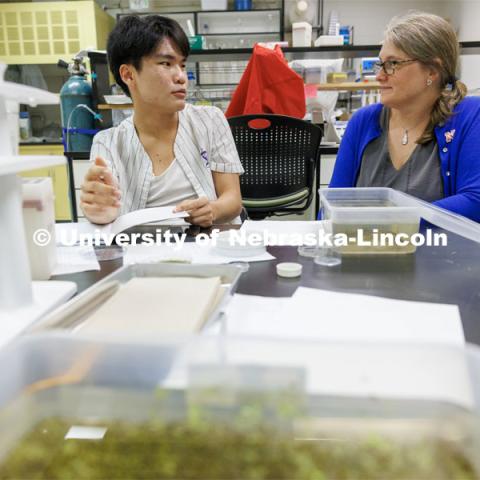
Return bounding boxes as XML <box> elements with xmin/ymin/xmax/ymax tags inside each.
<box><xmin>373</xmin><ymin>59</ymin><xmax>417</xmax><ymax>75</ymax></box>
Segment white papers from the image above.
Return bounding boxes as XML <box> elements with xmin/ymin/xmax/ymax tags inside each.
<box><xmin>240</xmin><ymin>220</ymin><xmax>328</xmax><ymax>245</ymax></box>
<box><xmin>241</xmin><ymin>220</ymin><xmax>322</xmax><ymax>235</ymax></box>
<box><xmin>55</xmin><ymin>222</ymin><xmax>97</xmax><ymax>245</ymax></box>
<box><xmin>290</xmin><ymin>287</ymin><xmax>464</xmax><ymax>345</ymax></box>
<box><xmin>212</xmin><ymin>295</ymin><xmax>291</xmax><ymax>335</ymax></box>
<box><xmin>162</xmin><ymin>337</ymin><xmax>473</xmax><ymax>409</ymax></box>
<box><xmin>211</xmin><ymin>290</ymin><xmax>469</xmax><ymax>407</ymax></box>
<box><xmin>188</xmin><ymin>338</ymin><xmax>474</xmax><ymax>409</ymax></box>
<box><xmin>52</xmin><ymin>246</ymin><xmax>100</xmax><ymax>275</ymax></box>
<box><xmin>124</xmin><ymin>243</ymin><xmax>274</xmax><ymax>265</ymax></box>
<box><xmin>223</xmin><ymin>287</ymin><xmax>464</xmax><ymax>346</ymax></box>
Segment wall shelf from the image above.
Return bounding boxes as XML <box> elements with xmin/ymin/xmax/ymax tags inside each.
<box><xmin>188</xmin><ymin>41</ymin><xmax>480</xmax><ymax>61</ymax></box>
<box><xmin>0</xmin><ymin>63</ymin><xmax>74</xmax><ymax>315</ymax></box>
<box><xmin>97</xmin><ymin>103</ymin><xmax>132</xmax><ymax>110</ymax></box>
<box><xmin>0</xmin><ymin>155</ymin><xmax>66</xmax><ymax>176</ymax></box>
<box><xmin>316</xmin><ymin>82</ymin><xmax>380</xmax><ymax>91</ymax></box>
<box><xmin>91</xmin><ymin>40</ymin><xmax>480</xmax><ymax>108</ymax></box>
<box><xmin>118</xmin><ymin>8</ymin><xmax>284</xmax><ymax>39</ymax></box>
<box><xmin>96</xmin><ymin>82</ymin><xmax>381</xmax><ymax>109</ymax></box>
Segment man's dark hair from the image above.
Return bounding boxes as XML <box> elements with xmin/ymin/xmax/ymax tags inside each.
<box><xmin>107</xmin><ymin>15</ymin><xmax>190</xmax><ymax>97</ymax></box>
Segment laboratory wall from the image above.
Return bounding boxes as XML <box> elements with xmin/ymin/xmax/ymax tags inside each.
<box><xmin>322</xmin><ymin>0</ymin><xmax>447</xmax><ymax>44</ymax></box>
<box><xmin>444</xmin><ymin>0</ymin><xmax>480</xmax><ymax>91</ymax></box>
<box><xmin>320</xmin><ymin>0</ymin><xmax>478</xmax><ymax>92</ymax></box>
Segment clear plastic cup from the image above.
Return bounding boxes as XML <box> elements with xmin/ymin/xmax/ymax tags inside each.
<box><xmin>314</xmin><ymin>247</ymin><xmax>342</xmax><ymax>267</ymax></box>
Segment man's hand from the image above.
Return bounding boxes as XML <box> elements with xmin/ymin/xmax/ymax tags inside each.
<box><xmin>80</xmin><ymin>157</ymin><xmax>121</xmax><ymax>224</ymax></box>
<box><xmin>174</xmin><ymin>197</ymin><xmax>217</xmax><ymax>227</ymax></box>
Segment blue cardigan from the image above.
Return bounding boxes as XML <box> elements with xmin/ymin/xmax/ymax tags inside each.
<box><xmin>328</xmin><ymin>97</ymin><xmax>480</xmax><ymax>222</ymax></box>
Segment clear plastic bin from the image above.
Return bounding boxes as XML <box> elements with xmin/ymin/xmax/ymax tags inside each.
<box><xmin>304</xmin><ymin>66</ymin><xmax>323</xmax><ymax>84</ymax></box>
<box><xmin>25</xmin><ymin>263</ymin><xmax>242</xmax><ymax>337</ymax></box>
<box><xmin>320</xmin><ymin>187</ymin><xmax>421</xmax><ymax>254</ymax></box>
<box><xmin>0</xmin><ymin>334</ymin><xmax>479</xmax><ymax>479</ymax></box>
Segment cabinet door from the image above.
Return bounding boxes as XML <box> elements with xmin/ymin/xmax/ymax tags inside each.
<box><xmin>197</xmin><ymin>10</ymin><xmax>280</xmax><ymax>34</ymax></box>
<box><xmin>118</xmin><ymin>12</ymin><xmax>195</xmax><ymax>38</ymax></box>
<box><xmin>49</xmin><ymin>165</ymin><xmax>72</xmax><ymax>221</ymax></box>
<box><xmin>0</xmin><ymin>1</ymin><xmax>113</xmax><ymax>65</ymax></box>
<box><xmin>73</xmin><ymin>159</ymin><xmax>90</xmax><ymax>190</ymax></box>
<box><xmin>19</xmin><ymin>145</ymin><xmax>72</xmax><ymax>221</ymax></box>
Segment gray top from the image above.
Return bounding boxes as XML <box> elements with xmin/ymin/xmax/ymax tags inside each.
<box><xmin>356</xmin><ymin>108</ymin><xmax>444</xmax><ymax>202</ymax></box>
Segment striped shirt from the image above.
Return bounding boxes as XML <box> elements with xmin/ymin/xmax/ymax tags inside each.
<box><xmin>90</xmin><ymin>104</ymin><xmax>244</xmax><ymax>217</ymax></box>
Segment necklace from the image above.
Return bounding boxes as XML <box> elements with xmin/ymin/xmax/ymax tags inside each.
<box><xmin>400</xmin><ymin>122</ymin><xmax>425</xmax><ymax>146</ymax></box>
<box><xmin>389</xmin><ymin>109</ymin><xmax>428</xmax><ymax>146</ymax></box>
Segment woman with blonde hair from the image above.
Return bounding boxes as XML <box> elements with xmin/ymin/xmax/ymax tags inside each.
<box><xmin>329</xmin><ymin>11</ymin><xmax>480</xmax><ymax>221</ymax></box>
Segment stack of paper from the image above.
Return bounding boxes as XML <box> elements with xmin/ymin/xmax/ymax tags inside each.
<box><xmin>220</xmin><ymin>287</ymin><xmax>464</xmax><ymax>345</ymax></box>
<box><xmin>124</xmin><ymin>243</ymin><xmax>275</xmax><ymax>265</ymax></box>
<box><xmin>52</xmin><ymin>246</ymin><xmax>100</xmax><ymax>275</ymax></box>
<box><xmin>79</xmin><ymin>277</ymin><xmax>223</xmax><ymax>336</ymax></box>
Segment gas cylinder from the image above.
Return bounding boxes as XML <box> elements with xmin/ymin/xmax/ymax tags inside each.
<box><xmin>59</xmin><ymin>57</ymin><xmax>95</xmax><ymax>151</ymax></box>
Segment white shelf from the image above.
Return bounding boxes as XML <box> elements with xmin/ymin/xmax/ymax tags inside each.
<box><xmin>0</xmin><ymin>81</ymin><xmax>59</xmax><ymax>106</ymax></box>
<box><xmin>0</xmin><ymin>64</ymin><xmax>71</xmax><ymax>315</ymax></box>
<box><xmin>0</xmin><ymin>155</ymin><xmax>66</xmax><ymax>175</ymax></box>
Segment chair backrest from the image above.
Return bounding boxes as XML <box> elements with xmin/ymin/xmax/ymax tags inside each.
<box><xmin>227</xmin><ymin>114</ymin><xmax>322</xmax><ymax>201</ymax></box>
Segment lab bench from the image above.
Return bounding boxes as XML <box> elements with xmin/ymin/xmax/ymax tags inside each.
<box><xmin>51</xmin><ymin>223</ymin><xmax>480</xmax><ymax>347</ymax></box>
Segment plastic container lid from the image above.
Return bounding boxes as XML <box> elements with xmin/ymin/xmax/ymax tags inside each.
<box><xmin>276</xmin><ymin>262</ymin><xmax>302</xmax><ymax>278</ymax></box>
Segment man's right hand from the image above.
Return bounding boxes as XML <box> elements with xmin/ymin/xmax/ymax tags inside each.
<box><xmin>80</xmin><ymin>157</ymin><xmax>121</xmax><ymax>224</ymax></box>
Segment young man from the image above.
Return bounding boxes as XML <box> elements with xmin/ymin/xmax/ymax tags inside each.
<box><xmin>80</xmin><ymin>15</ymin><xmax>244</xmax><ymax>226</ymax></box>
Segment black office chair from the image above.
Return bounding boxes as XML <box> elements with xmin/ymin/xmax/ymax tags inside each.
<box><xmin>228</xmin><ymin>114</ymin><xmax>322</xmax><ymax>220</ymax></box>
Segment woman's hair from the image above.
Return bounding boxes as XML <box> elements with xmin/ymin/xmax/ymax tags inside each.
<box><xmin>107</xmin><ymin>15</ymin><xmax>190</xmax><ymax>97</ymax></box>
<box><xmin>384</xmin><ymin>11</ymin><xmax>467</xmax><ymax>143</ymax></box>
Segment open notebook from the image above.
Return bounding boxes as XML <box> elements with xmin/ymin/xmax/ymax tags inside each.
<box><xmin>56</xmin><ymin>206</ymin><xmax>189</xmax><ymax>246</ymax></box>
<box><xmin>105</xmin><ymin>207</ymin><xmax>188</xmax><ymax>236</ymax></box>
<box><xmin>78</xmin><ymin>276</ymin><xmax>223</xmax><ymax>335</ymax></box>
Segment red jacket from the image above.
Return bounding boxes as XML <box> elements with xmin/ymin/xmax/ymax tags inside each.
<box><xmin>225</xmin><ymin>44</ymin><xmax>306</xmax><ymax>118</ymax></box>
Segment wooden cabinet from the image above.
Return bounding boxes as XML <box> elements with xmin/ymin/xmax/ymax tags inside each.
<box><xmin>0</xmin><ymin>1</ymin><xmax>113</xmax><ymax>65</ymax></box>
<box><xmin>19</xmin><ymin>144</ymin><xmax>72</xmax><ymax>221</ymax></box>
